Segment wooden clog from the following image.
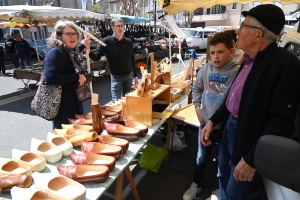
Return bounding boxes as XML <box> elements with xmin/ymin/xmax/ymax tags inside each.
<box><xmin>54</xmin><ymin>128</ymin><xmax>89</xmax><ymax>139</ymax></box>
<box><xmin>57</xmin><ymin>165</ymin><xmax>110</xmax><ymax>183</ymax></box>
<box><xmin>98</xmin><ymin>135</ymin><xmax>129</xmax><ymax>153</ymax></box>
<box><xmin>11</xmin><ymin>149</ymin><xmax>46</xmax><ymax>172</ymax></box>
<box><xmin>30</xmin><ymin>138</ymin><xmax>62</xmax><ymax>164</ymax></box>
<box><xmin>104</xmin><ymin>122</ymin><xmax>140</xmax><ymax>142</ymax></box>
<box><xmin>69</xmin><ymin>131</ymin><xmax>98</xmax><ymax>147</ymax></box>
<box><xmin>32</xmin><ymin>172</ymin><xmax>86</xmax><ymax>200</ymax></box>
<box><xmin>0</xmin><ymin>158</ymin><xmax>32</xmax><ymax>176</ymax></box>
<box><xmin>70</xmin><ymin>153</ymin><xmax>116</xmax><ymax>171</ymax></box>
<box><xmin>81</xmin><ymin>142</ymin><xmax>122</xmax><ymax>160</ymax></box>
<box><xmin>47</xmin><ymin>132</ymin><xmax>73</xmax><ymax>157</ymax></box>
<box><xmin>11</xmin><ymin>186</ymin><xmax>69</xmax><ymax>200</ymax></box>
<box><xmin>0</xmin><ymin>174</ymin><xmax>32</xmax><ymax>194</ymax></box>
<box><xmin>61</xmin><ymin>124</ymin><xmax>93</xmax><ymax>131</ymax></box>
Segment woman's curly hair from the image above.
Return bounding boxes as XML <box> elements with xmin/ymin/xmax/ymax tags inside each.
<box><xmin>47</xmin><ymin>20</ymin><xmax>81</xmax><ymax>49</ymax></box>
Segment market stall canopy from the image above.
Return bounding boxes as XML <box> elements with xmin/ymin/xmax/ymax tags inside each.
<box><xmin>156</xmin><ymin>0</ymin><xmax>300</xmax><ymax>15</ymax></box>
<box><xmin>110</xmin><ymin>14</ymin><xmax>150</xmax><ymax>23</ymax></box>
<box><xmin>0</xmin><ymin>5</ymin><xmax>106</xmax><ymax>24</ymax></box>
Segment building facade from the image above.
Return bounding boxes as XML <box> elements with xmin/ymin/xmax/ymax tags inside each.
<box><xmin>0</xmin><ymin>0</ymin><xmax>92</xmax><ymax>11</ymax></box>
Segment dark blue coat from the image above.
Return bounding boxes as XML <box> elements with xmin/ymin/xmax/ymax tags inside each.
<box><xmin>43</xmin><ymin>47</ymin><xmax>81</xmax><ymax>129</ymax></box>
<box><xmin>15</xmin><ymin>39</ymin><xmax>30</xmax><ymax>56</ymax></box>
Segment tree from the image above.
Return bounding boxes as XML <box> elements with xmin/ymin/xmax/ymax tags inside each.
<box><xmin>92</xmin><ymin>2</ymin><xmax>100</xmax><ymax>13</ymax></box>
<box><xmin>187</xmin><ymin>11</ymin><xmax>194</xmax><ymax>28</ymax></box>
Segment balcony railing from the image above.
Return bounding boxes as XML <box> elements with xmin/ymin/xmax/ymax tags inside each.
<box><xmin>192</xmin><ymin>13</ymin><xmax>228</xmax><ymax>22</ymax></box>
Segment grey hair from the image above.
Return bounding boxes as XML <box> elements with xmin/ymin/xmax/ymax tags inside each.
<box><xmin>110</xmin><ymin>18</ymin><xmax>125</xmax><ymax>26</ymax></box>
<box><xmin>248</xmin><ymin>16</ymin><xmax>279</xmax><ymax>43</ymax></box>
<box><xmin>47</xmin><ymin>20</ymin><xmax>81</xmax><ymax>49</ymax></box>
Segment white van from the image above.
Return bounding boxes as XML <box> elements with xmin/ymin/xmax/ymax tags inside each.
<box><xmin>181</xmin><ymin>27</ymin><xmax>218</xmax><ymax>49</ymax></box>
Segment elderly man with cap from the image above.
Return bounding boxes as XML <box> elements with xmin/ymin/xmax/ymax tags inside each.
<box><xmin>201</xmin><ymin>4</ymin><xmax>300</xmax><ymax>199</ymax></box>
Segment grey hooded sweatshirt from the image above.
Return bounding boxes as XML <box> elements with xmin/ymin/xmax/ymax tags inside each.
<box><xmin>192</xmin><ymin>59</ymin><xmax>240</xmax><ymax>128</ymax></box>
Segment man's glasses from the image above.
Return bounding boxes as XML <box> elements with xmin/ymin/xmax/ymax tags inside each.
<box><xmin>239</xmin><ymin>22</ymin><xmax>264</xmax><ymax>37</ymax></box>
<box><xmin>114</xmin><ymin>24</ymin><xmax>124</xmax><ymax>28</ymax></box>
<box><xmin>62</xmin><ymin>32</ymin><xmax>78</xmax><ymax>37</ymax></box>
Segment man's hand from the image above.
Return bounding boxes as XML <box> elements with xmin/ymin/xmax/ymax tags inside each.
<box><xmin>233</xmin><ymin>157</ymin><xmax>256</xmax><ymax>182</ymax></box>
<box><xmin>200</xmin><ymin>120</ymin><xmax>214</xmax><ymax>146</ymax></box>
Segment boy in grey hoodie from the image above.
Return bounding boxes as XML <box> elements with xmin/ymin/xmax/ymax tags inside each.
<box><xmin>183</xmin><ymin>32</ymin><xmax>240</xmax><ymax>200</ymax></box>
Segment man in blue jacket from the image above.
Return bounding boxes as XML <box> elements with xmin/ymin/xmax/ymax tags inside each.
<box><xmin>201</xmin><ymin>4</ymin><xmax>300</xmax><ymax>199</ymax></box>
<box><xmin>15</xmin><ymin>34</ymin><xmax>30</xmax><ymax>67</ymax></box>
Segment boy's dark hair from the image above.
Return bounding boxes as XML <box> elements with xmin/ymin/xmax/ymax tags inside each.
<box><xmin>224</xmin><ymin>29</ymin><xmax>237</xmax><ymax>43</ymax></box>
<box><xmin>209</xmin><ymin>32</ymin><xmax>234</xmax><ymax>50</ymax></box>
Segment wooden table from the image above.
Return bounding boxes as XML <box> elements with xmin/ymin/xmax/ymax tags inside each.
<box><xmin>0</xmin><ymin>93</ymin><xmax>189</xmax><ymax>200</ymax></box>
<box><xmin>13</xmin><ymin>68</ymin><xmax>42</xmax><ymax>96</ymax></box>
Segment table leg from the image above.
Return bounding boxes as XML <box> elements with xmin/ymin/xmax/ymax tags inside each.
<box><xmin>125</xmin><ymin>166</ymin><xmax>140</xmax><ymax>200</ymax></box>
<box><xmin>165</xmin><ymin>119</ymin><xmax>172</xmax><ymax>162</ymax></box>
<box><xmin>115</xmin><ymin>171</ymin><xmax>124</xmax><ymax>200</ymax></box>
<box><xmin>19</xmin><ymin>79</ymin><xmax>34</xmax><ymax>96</ymax></box>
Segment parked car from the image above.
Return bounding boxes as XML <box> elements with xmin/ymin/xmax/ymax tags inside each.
<box><xmin>254</xmin><ymin>22</ymin><xmax>300</xmax><ymax>200</ymax></box>
<box><xmin>180</xmin><ymin>27</ymin><xmax>218</xmax><ymax>50</ymax></box>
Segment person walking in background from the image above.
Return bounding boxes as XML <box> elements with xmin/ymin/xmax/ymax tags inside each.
<box><xmin>43</xmin><ymin>20</ymin><xmax>88</xmax><ymax>129</ymax></box>
<box><xmin>201</xmin><ymin>4</ymin><xmax>300</xmax><ymax>199</ymax></box>
<box><xmin>79</xmin><ymin>18</ymin><xmax>138</xmax><ymax>103</ymax></box>
<box><xmin>4</xmin><ymin>33</ymin><xmax>20</xmax><ymax>69</ymax></box>
<box><xmin>15</xmin><ymin>34</ymin><xmax>31</xmax><ymax>67</ymax></box>
<box><xmin>0</xmin><ymin>45</ymin><xmax>5</xmax><ymax>76</ymax></box>
<box><xmin>183</xmin><ymin>32</ymin><xmax>240</xmax><ymax>200</ymax></box>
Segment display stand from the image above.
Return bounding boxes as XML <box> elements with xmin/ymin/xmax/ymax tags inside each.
<box><xmin>126</xmin><ymin>84</ymin><xmax>171</xmax><ymax>126</ymax></box>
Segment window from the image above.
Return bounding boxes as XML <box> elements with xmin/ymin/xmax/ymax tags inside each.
<box><xmin>194</xmin><ymin>8</ymin><xmax>203</xmax><ymax>15</ymax></box>
<box><xmin>196</xmin><ymin>31</ymin><xmax>203</xmax><ymax>38</ymax></box>
<box><xmin>231</xmin><ymin>3</ymin><xmax>237</xmax><ymax>10</ymax></box>
<box><xmin>113</xmin><ymin>4</ymin><xmax>116</xmax><ymax>13</ymax></box>
<box><xmin>0</xmin><ymin>0</ymin><xmax>7</xmax><ymax>6</ymax></box>
<box><xmin>210</xmin><ymin>5</ymin><xmax>226</xmax><ymax>14</ymax></box>
<box><xmin>204</xmin><ymin>32</ymin><xmax>213</xmax><ymax>38</ymax></box>
<box><xmin>29</xmin><ymin>0</ymin><xmax>36</xmax><ymax>6</ymax></box>
<box><xmin>149</xmin><ymin>0</ymin><xmax>153</xmax><ymax>10</ymax></box>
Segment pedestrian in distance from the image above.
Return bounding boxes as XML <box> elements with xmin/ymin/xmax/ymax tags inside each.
<box><xmin>15</xmin><ymin>34</ymin><xmax>31</xmax><ymax>67</ymax></box>
<box><xmin>201</xmin><ymin>4</ymin><xmax>300</xmax><ymax>200</ymax></box>
<box><xmin>183</xmin><ymin>32</ymin><xmax>240</xmax><ymax>200</ymax></box>
<box><xmin>4</xmin><ymin>33</ymin><xmax>20</xmax><ymax>68</ymax></box>
<box><xmin>79</xmin><ymin>18</ymin><xmax>138</xmax><ymax>103</ymax></box>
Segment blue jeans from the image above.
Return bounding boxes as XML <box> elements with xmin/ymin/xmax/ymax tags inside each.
<box><xmin>18</xmin><ymin>55</ymin><xmax>30</xmax><ymax>67</ymax></box>
<box><xmin>193</xmin><ymin>126</ymin><xmax>220</xmax><ymax>186</ymax></box>
<box><xmin>218</xmin><ymin>114</ymin><xmax>257</xmax><ymax>200</ymax></box>
<box><xmin>110</xmin><ymin>71</ymin><xmax>133</xmax><ymax>102</ymax></box>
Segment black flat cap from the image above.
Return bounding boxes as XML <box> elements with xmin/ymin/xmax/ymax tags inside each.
<box><xmin>242</xmin><ymin>4</ymin><xmax>285</xmax><ymax>35</ymax></box>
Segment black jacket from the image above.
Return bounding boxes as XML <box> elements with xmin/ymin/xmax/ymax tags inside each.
<box><xmin>78</xmin><ymin>36</ymin><xmax>137</xmax><ymax>77</ymax></box>
<box><xmin>15</xmin><ymin>39</ymin><xmax>30</xmax><ymax>56</ymax></box>
<box><xmin>4</xmin><ymin>39</ymin><xmax>16</xmax><ymax>53</ymax></box>
<box><xmin>210</xmin><ymin>42</ymin><xmax>300</xmax><ymax>168</ymax></box>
